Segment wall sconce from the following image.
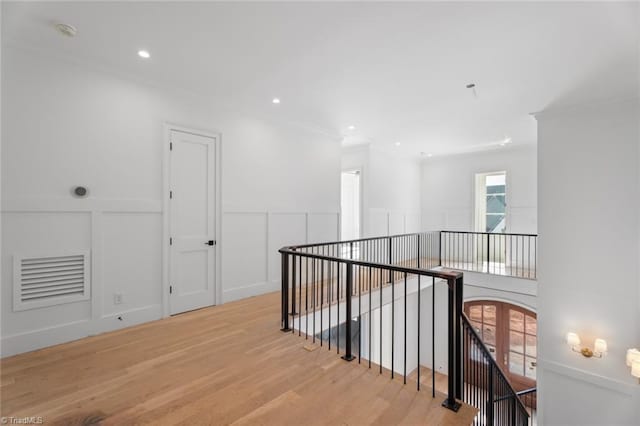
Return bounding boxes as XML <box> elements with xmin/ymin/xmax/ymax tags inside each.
<box><xmin>626</xmin><ymin>348</ymin><xmax>640</xmax><ymax>383</ymax></box>
<box><xmin>566</xmin><ymin>332</ymin><xmax>607</xmax><ymax>358</ymax></box>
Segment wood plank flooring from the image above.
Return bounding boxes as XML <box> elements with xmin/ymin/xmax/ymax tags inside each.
<box><xmin>1</xmin><ymin>291</ymin><xmax>476</xmax><ymax>425</ymax></box>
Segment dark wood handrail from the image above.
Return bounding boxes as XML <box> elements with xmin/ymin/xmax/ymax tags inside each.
<box><xmin>278</xmin><ymin>246</ymin><xmax>462</xmax><ymax>281</ymax></box>
<box><xmin>282</xmin><ymin>231</ymin><xmax>436</xmax><ymax>250</ymax></box>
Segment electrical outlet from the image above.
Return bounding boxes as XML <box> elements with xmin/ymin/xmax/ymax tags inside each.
<box><xmin>114</xmin><ymin>293</ymin><xmax>123</xmax><ymax>305</ymax></box>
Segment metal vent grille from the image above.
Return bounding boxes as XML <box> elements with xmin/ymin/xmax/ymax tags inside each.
<box><xmin>13</xmin><ymin>251</ymin><xmax>90</xmax><ymax>311</ymax></box>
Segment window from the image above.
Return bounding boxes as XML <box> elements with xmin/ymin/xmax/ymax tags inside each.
<box><xmin>475</xmin><ymin>171</ymin><xmax>506</xmax><ymax>233</ymax></box>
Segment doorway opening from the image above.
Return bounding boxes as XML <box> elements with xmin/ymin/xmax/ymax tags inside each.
<box><xmin>341</xmin><ymin>170</ymin><xmax>361</xmax><ymax>241</ymax></box>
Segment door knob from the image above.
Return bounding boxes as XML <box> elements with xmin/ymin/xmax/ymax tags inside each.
<box><xmin>205</xmin><ymin>240</ymin><xmax>216</xmax><ymax>246</ymax></box>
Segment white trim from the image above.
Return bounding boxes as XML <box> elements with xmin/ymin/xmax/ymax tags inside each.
<box><xmin>531</xmin><ymin>96</ymin><xmax>639</xmax><ymax>121</ymax></box>
<box><xmin>473</xmin><ymin>170</ymin><xmax>508</xmax><ymax>233</ymax></box>
<box><xmin>162</xmin><ymin>123</ymin><xmax>222</xmax><ymax>318</ymax></box>
<box><xmin>538</xmin><ymin>359</ymin><xmax>637</xmax><ymax>397</ymax></box>
<box><xmin>340</xmin><ymin>167</ymin><xmax>363</xmax><ymax>240</ymax></box>
<box><xmin>463</xmin><ymin>294</ymin><xmax>537</xmax><ymax>314</ymax></box>
<box><xmin>222</xmin><ymin>280</ymin><xmax>280</xmax><ymax>303</ymax></box>
<box><xmin>90</xmin><ymin>211</ymin><xmax>102</xmax><ymax>322</ymax></box>
<box><xmin>0</xmin><ymin>304</ymin><xmax>162</xmax><ymax>357</ymax></box>
<box><xmin>2</xmin><ymin>198</ymin><xmax>162</xmax><ymax>213</ymax></box>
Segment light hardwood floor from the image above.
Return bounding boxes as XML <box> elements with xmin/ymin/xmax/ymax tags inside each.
<box><xmin>1</xmin><ymin>291</ymin><xmax>476</xmax><ymax>425</ymax></box>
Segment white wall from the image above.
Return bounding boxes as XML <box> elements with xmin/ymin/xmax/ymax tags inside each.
<box><xmin>342</xmin><ymin>145</ymin><xmax>421</xmax><ymax>237</ymax></box>
<box><xmin>1</xmin><ymin>46</ymin><xmax>341</xmax><ymax>356</ymax></box>
<box><xmin>536</xmin><ymin>98</ymin><xmax>640</xmax><ymax>425</ymax></box>
<box><xmin>421</xmin><ymin>145</ymin><xmax>537</xmax><ymax>234</ymax></box>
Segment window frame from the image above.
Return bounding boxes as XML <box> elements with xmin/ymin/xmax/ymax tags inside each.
<box><xmin>474</xmin><ymin>171</ymin><xmax>508</xmax><ymax>233</ymax></box>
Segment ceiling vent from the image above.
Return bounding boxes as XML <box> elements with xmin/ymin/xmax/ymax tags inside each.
<box><xmin>13</xmin><ymin>251</ymin><xmax>90</xmax><ymax>311</ymax></box>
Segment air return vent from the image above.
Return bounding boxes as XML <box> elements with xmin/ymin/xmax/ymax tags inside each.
<box><xmin>14</xmin><ymin>251</ymin><xmax>90</xmax><ymax>311</ymax></box>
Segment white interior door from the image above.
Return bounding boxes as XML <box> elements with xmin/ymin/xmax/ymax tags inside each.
<box><xmin>169</xmin><ymin>130</ymin><xmax>217</xmax><ymax>315</ymax></box>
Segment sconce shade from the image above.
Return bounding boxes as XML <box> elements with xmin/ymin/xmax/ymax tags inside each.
<box><xmin>567</xmin><ymin>332</ymin><xmax>581</xmax><ymax>347</ymax></box>
<box><xmin>632</xmin><ymin>360</ymin><xmax>640</xmax><ymax>379</ymax></box>
<box><xmin>627</xmin><ymin>348</ymin><xmax>640</xmax><ymax>367</ymax></box>
<box><xmin>594</xmin><ymin>339</ymin><xmax>607</xmax><ymax>354</ymax></box>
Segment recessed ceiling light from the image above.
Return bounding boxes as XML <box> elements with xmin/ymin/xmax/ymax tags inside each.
<box><xmin>138</xmin><ymin>50</ymin><xmax>151</xmax><ymax>59</ymax></box>
<box><xmin>427</xmin><ymin>153</ymin><xmax>433</xmax><ymax>157</ymax></box>
<box><xmin>55</xmin><ymin>23</ymin><xmax>77</xmax><ymax>37</ymax></box>
<box><xmin>348</xmin><ymin>125</ymin><xmax>356</xmax><ymax>131</ymax></box>
<box><xmin>394</xmin><ymin>142</ymin><xmax>401</xmax><ymax>146</ymax></box>
<box><xmin>272</xmin><ymin>98</ymin><xmax>281</xmax><ymax>104</ymax></box>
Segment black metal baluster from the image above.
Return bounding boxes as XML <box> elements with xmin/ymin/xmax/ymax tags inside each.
<box><xmin>312</xmin><ymin>258</ymin><xmax>316</xmax><ymax>343</ymax></box>
<box><xmin>432</xmin><ymin>276</ymin><xmax>435</xmax><ymax>398</ymax></box>
<box><xmin>320</xmin><ymin>258</ymin><xmax>324</xmax><ymax>347</ymax></box>
<box><xmin>443</xmin><ymin>276</ymin><xmax>461</xmax><ymax>412</ymax></box>
<box><xmin>391</xmin><ymin>265</ymin><xmax>395</xmax><ymax>379</ymax></box>
<box><xmin>534</xmin><ymin>236</ymin><xmax>537</xmax><ymax>279</ymax></box>
<box><xmin>297</xmin><ymin>255</ymin><xmax>301</xmax><ymax>335</ymax></box>
<box><xmin>281</xmin><ymin>252</ymin><xmax>290</xmax><ymax>331</ymax></box>
<box><xmin>369</xmin><ymin>266</ymin><xmax>372</xmax><ymax>369</ymax></box>
<box><xmin>404</xmin><ymin>272</ymin><xmax>407</xmax><ymax>384</ymax></box>
<box><xmin>487</xmin><ymin>361</ymin><xmax>495</xmax><ymax>425</ymax></box>
<box><xmin>337</xmin><ymin>262</ymin><xmax>340</xmax><ymax>354</ymax></box>
<box><xmin>388</xmin><ymin>237</ymin><xmax>392</xmax><ymax>284</ymax></box>
<box><xmin>358</xmin><ymin>264</ymin><xmax>362</xmax><ymax>364</ymax></box>
<box><xmin>291</xmin><ymin>249</ymin><xmax>297</xmax><ymax>316</ymax></box>
<box><xmin>521</xmin><ymin>235</ymin><xmax>524</xmax><ymax>279</ymax></box>
<box><xmin>305</xmin><ymin>257</ymin><xmax>309</xmax><ymax>339</ymax></box>
<box><xmin>486</xmin><ymin>233</ymin><xmax>490</xmax><ymax>274</ymax></box>
<box><xmin>380</xmin><ymin>267</ymin><xmax>383</xmax><ymax>374</ymax></box>
<box><xmin>328</xmin><ymin>259</ymin><xmax>332</xmax><ymax>350</ymax></box>
<box><xmin>417</xmin><ymin>274</ymin><xmax>421</xmax><ymax>391</ymax></box>
<box><xmin>342</xmin><ymin>262</ymin><xmax>355</xmax><ymax>361</ymax></box>
<box><xmin>528</xmin><ymin>236</ymin><xmax>531</xmax><ymax>279</ymax></box>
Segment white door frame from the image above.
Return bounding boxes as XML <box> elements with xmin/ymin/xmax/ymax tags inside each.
<box><xmin>162</xmin><ymin>123</ymin><xmax>222</xmax><ymax>318</ymax></box>
<box><xmin>340</xmin><ymin>167</ymin><xmax>363</xmax><ymax>240</ymax></box>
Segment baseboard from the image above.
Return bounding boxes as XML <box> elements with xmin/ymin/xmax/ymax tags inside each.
<box><xmin>95</xmin><ymin>304</ymin><xmax>163</xmax><ymax>334</ymax></box>
<box><xmin>1</xmin><ymin>319</ymin><xmax>92</xmax><ymax>358</ymax></box>
<box><xmin>1</xmin><ymin>304</ymin><xmax>162</xmax><ymax>358</ymax></box>
<box><xmin>223</xmin><ymin>280</ymin><xmax>280</xmax><ymax>303</ymax></box>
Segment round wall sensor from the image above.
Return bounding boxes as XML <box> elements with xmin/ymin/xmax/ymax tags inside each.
<box><xmin>73</xmin><ymin>186</ymin><xmax>88</xmax><ymax>198</ymax></box>
<box><xmin>55</xmin><ymin>23</ymin><xmax>77</xmax><ymax>37</ymax></box>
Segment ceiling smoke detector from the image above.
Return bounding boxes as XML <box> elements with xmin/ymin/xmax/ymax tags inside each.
<box><xmin>55</xmin><ymin>23</ymin><xmax>77</xmax><ymax>37</ymax></box>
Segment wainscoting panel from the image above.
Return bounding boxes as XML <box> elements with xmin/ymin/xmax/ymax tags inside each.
<box><xmin>101</xmin><ymin>212</ymin><xmax>163</xmax><ymax>316</ymax></box>
<box><xmin>221</xmin><ymin>212</ymin><xmax>269</xmax><ymax>302</ymax></box>
<box><xmin>388</xmin><ymin>212</ymin><xmax>405</xmax><ymax>235</ymax></box>
<box><xmin>1</xmin><ymin>203</ymin><xmax>163</xmax><ymax>357</ymax></box>
<box><xmin>405</xmin><ymin>212</ymin><xmax>421</xmax><ymax>233</ymax></box>
<box><xmin>1</xmin><ymin>212</ymin><xmax>93</xmax><ymax>338</ymax></box>
<box><xmin>307</xmin><ymin>213</ymin><xmax>339</xmax><ymax>244</ymax></box>
<box><xmin>267</xmin><ymin>213</ymin><xmax>307</xmax><ymax>284</ymax></box>
<box><xmin>368</xmin><ymin>209</ymin><xmax>389</xmax><ymax>237</ymax></box>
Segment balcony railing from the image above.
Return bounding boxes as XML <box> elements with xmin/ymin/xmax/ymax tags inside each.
<box><xmin>279</xmin><ymin>230</ymin><xmax>537</xmax><ymax>425</ymax></box>
<box><xmin>463</xmin><ymin>314</ymin><xmax>531</xmax><ymax>425</ymax></box>
<box><xmin>441</xmin><ymin>231</ymin><xmax>537</xmax><ymax>280</ymax></box>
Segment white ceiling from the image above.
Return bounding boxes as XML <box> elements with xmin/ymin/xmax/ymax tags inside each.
<box><xmin>3</xmin><ymin>1</ymin><xmax>639</xmax><ymax>156</ymax></box>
